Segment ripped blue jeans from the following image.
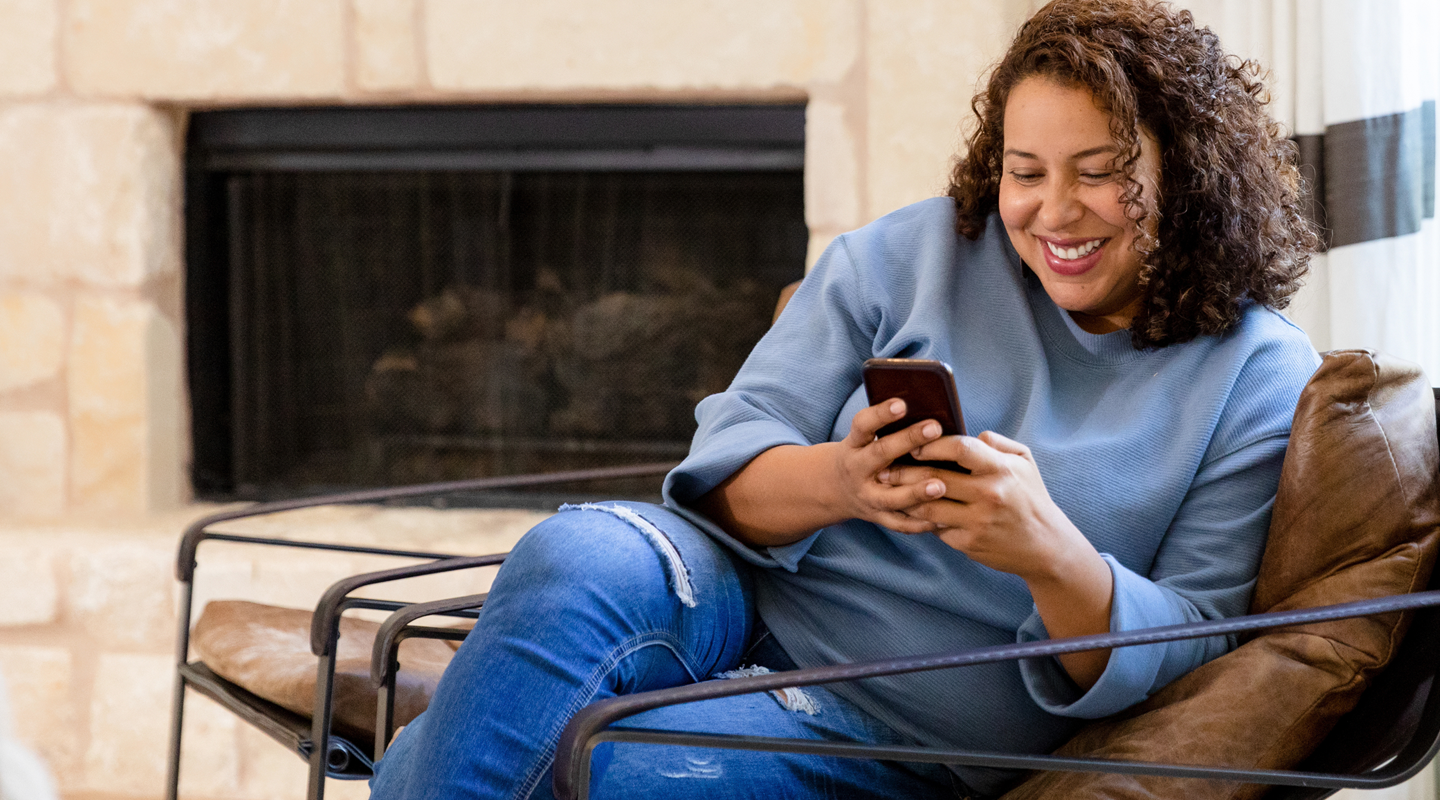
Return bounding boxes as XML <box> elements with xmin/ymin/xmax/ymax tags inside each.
<box><xmin>368</xmin><ymin>501</ymin><xmax>964</xmax><ymax>800</ymax></box>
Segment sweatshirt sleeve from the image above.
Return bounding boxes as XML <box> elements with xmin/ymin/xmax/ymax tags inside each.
<box><xmin>1016</xmin><ymin>431</ymin><xmax>1292</xmax><ymax>717</ymax></box>
<box><xmin>662</xmin><ymin>235</ymin><xmax>887</xmax><ymax>571</ymax></box>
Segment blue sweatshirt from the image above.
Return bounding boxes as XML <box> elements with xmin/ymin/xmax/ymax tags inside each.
<box><xmin>662</xmin><ymin>198</ymin><xmax>1319</xmax><ymax>795</ymax></box>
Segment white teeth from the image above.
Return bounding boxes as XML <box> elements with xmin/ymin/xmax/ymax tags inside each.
<box><xmin>1046</xmin><ymin>239</ymin><xmax>1103</xmax><ymax>260</ymax></box>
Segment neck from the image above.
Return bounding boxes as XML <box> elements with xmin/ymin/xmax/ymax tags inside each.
<box><xmin>1067</xmin><ymin>309</ymin><xmax>1127</xmax><ymax>334</ymax></box>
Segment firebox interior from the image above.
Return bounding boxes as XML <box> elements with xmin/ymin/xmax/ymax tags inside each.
<box><xmin>185</xmin><ymin>105</ymin><xmax>807</xmax><ymax>504</ymax></box>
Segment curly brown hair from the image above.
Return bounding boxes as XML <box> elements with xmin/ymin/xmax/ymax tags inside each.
<box><xmin>947</xmin><ymin>0</ymin><xmax>1318</xmax><ymax>348</ymax></box>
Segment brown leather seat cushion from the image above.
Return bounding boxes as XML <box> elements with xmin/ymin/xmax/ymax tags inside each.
<box><xmin>1001</xmin><ymin>350</ymin><xmax>1440</xmax><ymax>800</ymax></box>
<box><xmin>192</xmin><ymin>599</ymin><xmax>463</xmax><ymax>740</ymax></box>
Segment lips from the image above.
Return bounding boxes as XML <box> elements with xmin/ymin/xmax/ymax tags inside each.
<box><xmin>1039</xmin><ymin>237</ymin><xmax>1108</xmax><ymax>276</ymax></box>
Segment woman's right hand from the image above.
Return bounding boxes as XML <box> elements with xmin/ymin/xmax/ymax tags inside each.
<box><xmin>829</xmin><ymin>398</ymin><xmax>950</xmax><ymax>533</ymax></box>
<box><xmin>695</xmin><ymin>397</ymin><xmax>950</xmax><ymax>547</ymax></box>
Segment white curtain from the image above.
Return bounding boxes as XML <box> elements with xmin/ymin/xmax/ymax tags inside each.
<box><xmin>1184</xmin><ymin>0</ymin><xmax>1440</xmax><ymax>383</ymax></box>
<box><xmin>1173</xmin><ymin>5</ymin><xmax>1440</xmax><ymax>799</ymax></box>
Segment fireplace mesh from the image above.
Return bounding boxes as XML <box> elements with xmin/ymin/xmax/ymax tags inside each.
<box><xmin>215</xmin><ymin>169</ymin><xmax>805</xmax><ymax>498</ymax></box>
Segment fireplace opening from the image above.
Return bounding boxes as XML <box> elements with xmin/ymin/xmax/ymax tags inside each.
<box><xmin>186</xmin><ymin>105</ymin><xmax>807</xmax><ymax>503</ymax></box>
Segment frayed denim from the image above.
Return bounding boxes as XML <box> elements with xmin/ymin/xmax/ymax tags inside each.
<box><xmin>369</xmin><ymin>501</ymin><xmax>964</xmax><ymax>800</ymax></box>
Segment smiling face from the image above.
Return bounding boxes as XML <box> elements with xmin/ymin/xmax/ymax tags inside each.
<box><xmin>999</xmin><ymin>77</ymin><xmax>1161</xmax><ymax>334</ymax></box>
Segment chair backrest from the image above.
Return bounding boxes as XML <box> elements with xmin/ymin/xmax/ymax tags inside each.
<box><xmin>1271</xmin><ymin>388</ymin><xmax>1440</xmax><ymax>800</ymax></box>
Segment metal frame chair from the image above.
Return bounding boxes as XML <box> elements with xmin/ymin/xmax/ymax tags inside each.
<box><xmin>166</xmin><ymin>462</ymin><xmax>680</xmax><ymax>800</ymax></box>
<box><xmin>169</xmin><ymin>390</ymin><xmax>1440</xmax><ymax>800</ymax></box>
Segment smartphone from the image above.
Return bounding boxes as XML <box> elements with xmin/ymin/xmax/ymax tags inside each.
<box><xmin>861</xmin><ymin>358</ymin><xmax>969</xmax><ymax>473</ymax></box>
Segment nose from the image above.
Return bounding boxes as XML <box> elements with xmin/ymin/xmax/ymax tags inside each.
<box><xmin>1038</xmin><ymin>177</ymin><xmax>1084</xmax><ymax>232</ymax></box>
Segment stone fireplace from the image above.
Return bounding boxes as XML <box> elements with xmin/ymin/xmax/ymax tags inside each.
<box><xmin>0</xmin><ymin>1</ymin><xmax>1033</xmax><ymax>797</ymax></box>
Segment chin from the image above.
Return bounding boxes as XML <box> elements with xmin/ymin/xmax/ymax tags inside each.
<box><xmin>1040</xmin><ymin>284</ymin><xmax>1102</xmax><ymax>313</ymax></box>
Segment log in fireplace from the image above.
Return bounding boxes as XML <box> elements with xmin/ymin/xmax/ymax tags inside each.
<box><xmin>186</xmin><ymin>105</ymin><xmax>806</xmax><ymax>502</ymax></box>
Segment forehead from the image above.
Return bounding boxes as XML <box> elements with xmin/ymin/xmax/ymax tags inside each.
<box><xmin>1002</xmin><ymin>77</ymin><xmax>1117</xmax><ymax>155</ymax></box>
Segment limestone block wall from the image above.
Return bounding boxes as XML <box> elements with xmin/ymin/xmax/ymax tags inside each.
<box><xmin>0</xmin><ymin>0</ymin><xmax>1039</xmax><ymax>797</ymax></box>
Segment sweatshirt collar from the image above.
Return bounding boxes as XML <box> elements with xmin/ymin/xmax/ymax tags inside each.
<box><xmin>1022</xmin><ymin>268</ymin><xmax>1149</xmax><ymax>366</ymax></box>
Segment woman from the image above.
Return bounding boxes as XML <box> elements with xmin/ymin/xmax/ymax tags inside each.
<box><xmin>370</xmin><ymin>1</ymin><xmax>1321</xmax><ymax>798</ymax></box>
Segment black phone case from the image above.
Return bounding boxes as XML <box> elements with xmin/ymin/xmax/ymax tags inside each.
<box><xmin>861</xmin><ymin>358</ymin><xmax>969</xmax><ymax>474</ymax></box>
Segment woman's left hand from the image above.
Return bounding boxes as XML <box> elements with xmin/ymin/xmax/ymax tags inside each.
<box><xmin>882</xmin><ymin>430</ymin><xmax>1117</xmax><ymax>689</ymax></box>
<box><xmin>884</xmin><ymin>431</ymin><xmax>1087</xmax><ymax>581</ymax></box>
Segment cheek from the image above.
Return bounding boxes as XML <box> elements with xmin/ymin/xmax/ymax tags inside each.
<box><xmin>1090</xmin><ymin>189</ymin><xmax>1138</xmax><ymax>234</ymax></box>
<box><xmin>997</xmin><ymin>185</ymin><xmax>1034</xmax><ymax>233</ymax></box>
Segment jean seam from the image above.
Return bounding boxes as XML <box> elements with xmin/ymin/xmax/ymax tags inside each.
<box><xmin>511</xmin><ymin>630</ymin><xmax>700</xmax><ymax>800</ymax></box>
<box><xmin>719</xmin><ymin>548</ymin><xmax>753</xmax><ymax>668</ymax></box>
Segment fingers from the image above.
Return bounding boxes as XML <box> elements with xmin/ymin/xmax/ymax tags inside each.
<box><xmin>873</xmin><ymin>419</ymin><xmax>946</xmax><ymax>466</ymax></box>
<box><xmin>879</xmin><ymin>465</ymin><xmax>976</xmax><ymax>502</ymax></box>
<box><xmin>844</xmin><ymin>397</ymin><xmax>946</xmax><ymax>469</ymax></box>
<box><xmin>844</xmin><ymin>397</ymin><xmax>907</xmax><ymax>446</ymax></box>
<box><xmin>860</xmin><ymin>469</ymin><xmax>945</xmax><ymax>531</ymax></box>
<box><xmin>895</xmin><ymin>499</ymin><xmax>969</xmax><ymax>537</ymax></box>
<box><xmin>875</xmin><ymin>509</ymin><xmax>940</xmax><ymax>534</ymax></box>
<box><xmin>867</xmin><ymin>473</ymin><xmax>947</xmax><ymax>509</ymax></box>
<box><xmin>908</xmin><ymin>434</ymin><xmax>983</xmax><ymax>473</ymax></box>
<box><xmin>910</xmin><ymin>433</ymin><xmax>1015</xmax><ymax>474</ymax></box>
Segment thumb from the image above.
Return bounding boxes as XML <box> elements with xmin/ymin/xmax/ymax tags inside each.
<box><xmin>978</xmin><ymin>430</ymin><xmax>1032</xmax><ymax>459</ymax></box>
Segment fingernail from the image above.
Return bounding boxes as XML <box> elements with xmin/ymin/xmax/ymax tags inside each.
<box><xmin>923</xmin><ymin>422</ymin><xmax>941</xmax><ymax>438</ymax></box>
<box><xmin>889</xmin><ymin>400</ymin><xmax>905</xmax><ymax>416</ymax></box>
<box><xmin>926</xmin><ymin>481</ymin><xmax>944</xmax><ymax>497</ymax></box>
<box><xmin>877</xmin><ymin>469</ymin><xmax>891</xmax><ymax>482</ymax></box>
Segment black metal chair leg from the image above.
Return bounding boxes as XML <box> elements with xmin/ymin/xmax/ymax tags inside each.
<box><xmin>166</xmin><ymin>580</ymin><xmax>196</xmax><ymax>800</ymax></box>
<box><xmin>369</xmin><ymin>593</ymin><xmax>490</xmax><ymax>760</ymax></box>
<box><xmin>307</xmin><ymin>652</ymin><xmax>338</xmax><ymax>800</ymax></box>
<box><xmin>165</xmin><ymin>679</ymin><xmax>187</xmax><ymax>800</ymax></box>
<box><xmin>375</xmin><ymin>659</ymin><xmax>398</xmax><ymax>760</ymax></box>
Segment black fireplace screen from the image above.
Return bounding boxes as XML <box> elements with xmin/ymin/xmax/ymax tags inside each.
<box><xmin>186</xmin><ymin>106</ymin><xmax>807</xmax><ymax>500</ymax></box>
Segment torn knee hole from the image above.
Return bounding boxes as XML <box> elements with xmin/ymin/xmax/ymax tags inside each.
<box><xmin>560</xmin><ymin>503</ymin><xmax>697</xmax><ymax>608</ymax></box>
